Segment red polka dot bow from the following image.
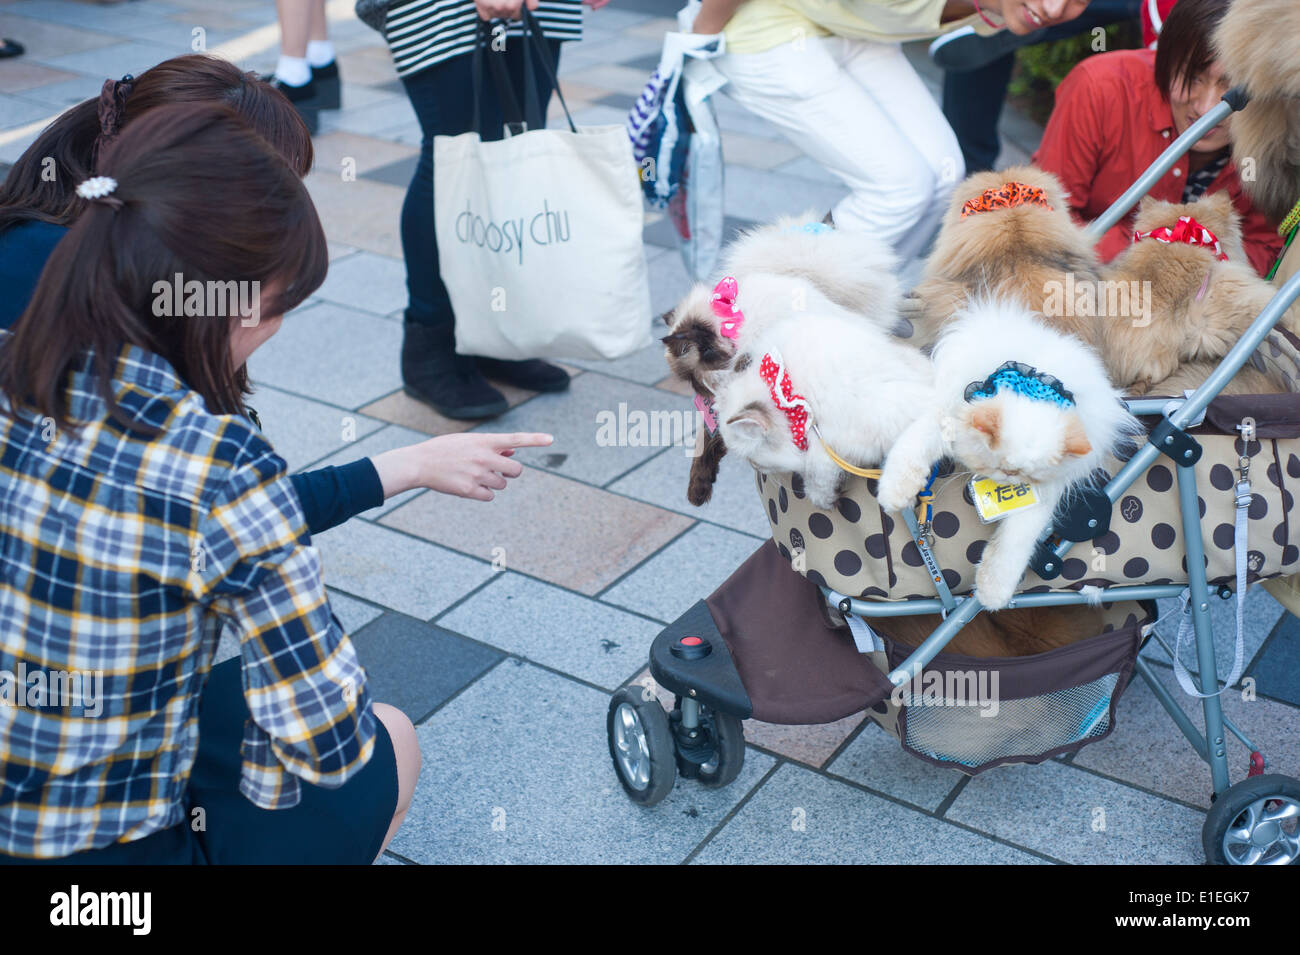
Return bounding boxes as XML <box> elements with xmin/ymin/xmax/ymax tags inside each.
<box><xmin>759</xmin><ymin>351</ymin><xmax>811</xmax><ymax>451</ymax></box>
<box><xmin>711</xmin><ymin>276</ymin><xmax>745</xmax><ymax>341</ymax></box>
<box><xmin>959</xmin><ymin>181</ymin><xmax>1054</xmax><ymax>219</ymax></box>
<box><xmin>1131</xmin><ymin>215</ymin><xmax>1229</xmax><ymax>261</ymax></box>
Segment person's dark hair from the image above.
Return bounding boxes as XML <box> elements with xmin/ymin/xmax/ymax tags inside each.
<box><xmin>1154</xmin><ymin>0</ymin><xmax>1232</xmax><ymax>101</ymax></box>
<box><xmin>0</xmin><ymin>54</ymin><xmax>313</xmax><ymax>234</ymax></box>
<box><xmin>0</xmin><ymin>103</ymin><xmax>327</xmax><ymax>431</ymax></box>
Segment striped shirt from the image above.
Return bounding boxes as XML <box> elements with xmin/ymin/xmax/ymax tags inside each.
<box><xmin>0</xmin><ymin>334</ymin><xmax>375</xmax><ymax>859</ymax></box>
<box><xmin>384</xmin><ymin>0</ymin><xmax>582</xmax><ymax>78</ymax></box>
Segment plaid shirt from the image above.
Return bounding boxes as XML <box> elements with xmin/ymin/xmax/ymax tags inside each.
<box><xmin>0</xmin><ymin>334</ymin><xmax>375</xmax><ymax>859</ymax></box>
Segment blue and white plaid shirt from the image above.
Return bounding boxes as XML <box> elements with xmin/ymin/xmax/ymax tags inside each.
<box><xmin>0</xmin><ymin>334</ymin><xmax>376</xmax><ymax>859</ymax></box>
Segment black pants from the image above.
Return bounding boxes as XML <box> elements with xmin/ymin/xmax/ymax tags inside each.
<box><xmin>942</xmin><ymin>1</ymin><xmax>1142</xmax><ymax>173</ymax></box>
<box><xmin>399</xmin><ymin>39</ymin><xmax>563</xmax><ymax>329</ymax></box>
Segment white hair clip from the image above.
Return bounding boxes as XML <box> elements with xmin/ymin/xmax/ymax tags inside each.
<box><xmin>76</xmin><ymin>176</ymin><xmax>118</xmax><ymax>200</ymax></box>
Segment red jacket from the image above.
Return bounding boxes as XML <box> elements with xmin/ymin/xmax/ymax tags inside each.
<box><xmin>1032</xmin><ymin>49</ymin><xmax>1283</xmax><ymax>278</ymax></box>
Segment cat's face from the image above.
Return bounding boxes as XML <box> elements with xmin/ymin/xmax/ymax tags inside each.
<box><xmin>662</xmin><ymin>284</ymin><xmax>733</xmax><ymax>395</ymax></box>
<box><xmin>951</xmin><ymin>394</ymin><xmax>1092</xmax><ymax>484</ymax></box>
<box><xmin>1131</xmin><ymin>191</ymin><xmax>1245</xmax><ymax>264</ymax></box>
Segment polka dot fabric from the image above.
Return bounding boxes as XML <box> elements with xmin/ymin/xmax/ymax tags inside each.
<box><xmin>757</xmin><ymin>427</ymin><xmax>1300</xmax><ymax>600</ymax></box>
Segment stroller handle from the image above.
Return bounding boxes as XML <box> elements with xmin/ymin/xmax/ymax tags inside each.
<box><xmin>1084</xmin><ymin>85</ymin><xmax>1250</xmax><ymax>240</ymax></box>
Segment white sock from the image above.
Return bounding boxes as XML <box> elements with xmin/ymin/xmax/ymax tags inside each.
<box><xmin>306</xmin><ymin>40</ymin><xmax>335</xmax><ymax>68</ymax></box>
<box><xmin>275</xmin><ymin>54</ymin><xmax>311</xmax><ymax>86</ymax></box>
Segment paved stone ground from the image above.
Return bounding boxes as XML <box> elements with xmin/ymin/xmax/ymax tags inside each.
<box><xmin>2</xmin><ymin>0</ymin><xmax>1298</xmax><ymax>865</ymax></box>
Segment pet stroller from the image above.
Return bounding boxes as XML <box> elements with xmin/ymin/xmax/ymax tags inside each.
<box><xmin>606</xmin><ymin>81</ymin><xmax>1300</xmax><ymax>865</ymax></box>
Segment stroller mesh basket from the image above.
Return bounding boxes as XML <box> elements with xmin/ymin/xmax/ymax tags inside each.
<box><xmin>863</xmin><ymin>602</ymin><xmax>1151</xmax><ymax>774</ymax></box>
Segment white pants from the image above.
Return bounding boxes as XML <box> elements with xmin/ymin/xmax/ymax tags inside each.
<box><xmin>713</xmin><ymin>35</ymin><xmax>964</xmax><ymax>261</ymax></box>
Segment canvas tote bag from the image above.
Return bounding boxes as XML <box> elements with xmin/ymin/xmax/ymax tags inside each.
<box><xmin>434</xmin><ymin>12</ymin><xmax>652</xmax><ymax>361</ymax></box>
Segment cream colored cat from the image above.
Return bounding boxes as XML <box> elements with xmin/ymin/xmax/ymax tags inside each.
<box><xmin>878</xmin><ymin>297</ymin><xmax>1139</xmax><ymax>610</ymax></box>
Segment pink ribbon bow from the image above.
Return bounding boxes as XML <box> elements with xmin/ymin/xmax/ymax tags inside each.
<box><xmin>759</xmin><ymin>351</ymin><xmax>811</xmax><ymax>451</ymax></box>
<box><xmin>711</xmin><ymin>276</ymin><xmax>745</xmax><ymax>341</ymax></box>
<box><xmin>1132</xmin><ymin>214</ymin><xmax>1229</xmax><ymax>262</ymax></box>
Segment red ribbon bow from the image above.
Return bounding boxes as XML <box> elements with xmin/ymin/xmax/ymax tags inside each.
<box><xmin>1131</xmin><ymin>214</ymin><xmax>1228</xmax><ymax>261</ymax></box>
<box><xmin>758</xmin><ymin>351</ymin><xmax>811</xmax><ymax>451</ymax></box>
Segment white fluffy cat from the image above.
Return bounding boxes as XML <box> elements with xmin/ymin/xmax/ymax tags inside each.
<box><xmin>719</xmin><ymin>213</ymin><xmax>902</xmax><ymax>320</ymax></box>
<box><xmin>663</xmin><ymin>215</ymin><xmax>904</xmax><ymax>398</ymax></box>
<box><xmin>876</xmin><ymin>297</ymin><xmax>1139</xmax><ymax>610</ymax></box>
<box><xmin>716</xmin><ymin>306</ymin><xmax>934</xmax><ymax>510</ymax></box>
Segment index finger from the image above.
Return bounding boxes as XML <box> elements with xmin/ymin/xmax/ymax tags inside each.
<box><xmin>495</xmin><ymin>432</ymin><xmax>553</xmax><ymax>450</ymax></box>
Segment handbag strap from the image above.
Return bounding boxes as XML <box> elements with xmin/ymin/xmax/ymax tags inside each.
<box><xmin>472</xmin><ymin>19</ymin><xmax>528</xmax><ymax>136</ymax></box>
<box><xmin>519</xmin><ymin>8</ymin><xmax>576</xmax><ymax>133</ymax></box>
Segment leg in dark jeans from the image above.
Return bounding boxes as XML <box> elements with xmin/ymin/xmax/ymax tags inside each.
<box><xmin>399</xmin><ymin>37</ymin><xmax>569</xmax><ymax>419</ymax></box>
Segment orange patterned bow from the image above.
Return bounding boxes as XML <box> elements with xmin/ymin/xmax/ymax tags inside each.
<box><xmin>960</xmin><ymin>182</ymin><xmax>1055</xmax><ymax>219</ymax></box>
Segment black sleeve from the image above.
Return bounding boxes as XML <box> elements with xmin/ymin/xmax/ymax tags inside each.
<box><xmin>288</xmin><ymin>458</ymin><xmax>386</xmax><ymax>536</ymax></box>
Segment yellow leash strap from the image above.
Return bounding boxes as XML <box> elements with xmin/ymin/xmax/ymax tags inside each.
<box><xmin>819</xmin><ymin>435</ymin><xmax>933</xmax><ymax>533</ymax></box>
<box><xmin>818</xmin><ymin>438</ymin><xmax>881</xmax><ymax>479</ymax></box>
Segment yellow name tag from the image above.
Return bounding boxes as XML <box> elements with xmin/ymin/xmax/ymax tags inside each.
<box><xmin>970</xmin><ymin>476</ymin><xmax>1040</xmax><ymax>523</ymax></box>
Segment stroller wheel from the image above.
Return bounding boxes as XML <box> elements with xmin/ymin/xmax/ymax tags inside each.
<box><xmin>607</xmin><ymin>687</ymin><xmax>676</xmax><ymax>806</ymax></box>
<box><xmin>1202</xmin><ymin>774</ymin><xmax>1300</xmax><ymax>865</ymax></box>
<box><xmin>696</xmin><ymin>708</ymin><xmax>745</xmax><ymax>789</ymax></box>
<box><xmin>671</xmin><ymin>698</ymin><xmax>745</xmax><ymax>788</ymax></box>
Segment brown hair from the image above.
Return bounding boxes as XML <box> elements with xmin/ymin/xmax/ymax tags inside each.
<box><xmin>0</xmin><ymin>103</ymin><xmax>327</xmax><ymax>431</ymax></box>
<box><xmin>1154</xmin><ymin>0</ymin><xmax>1232</xmax><ymax>101</ymax></box>
<box><xmin>0</xmin><ymin>54</ymin><xmax>313</xmax><ymax>234</ymax></box>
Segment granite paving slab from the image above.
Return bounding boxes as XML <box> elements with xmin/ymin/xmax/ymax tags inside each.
<box><xmin>438</xmin><ymin>571</ymin><xmax>664</xmax><ymax>690</ymax></box>
<box><xmin>246</xmin><ymin>300</ymin><xmax>404</xmax><ymax>409</ymax></box>
<box><xmin>945</xmin><ymin>758</ymin><xmax>1207</xmax><ymax>864</ymax></box>
<box><xmin>313</xmin><ymin>518</ymin><xmax>495</xmax><ymax>620</ymax></box>
<box><xmin>1071</xmin><ymin>673</ymin><xmax>1300</xmax><ymax>808</ymax></box>
<box><xmin>349</xmin><ymin>612</ymin><xmax>504</xmax><ymax>722</ymax></box>
<box><xmin>1252</xmin><ymin>613</ymin><xmax>1300</xmax><ymax>705</ymax></box>
<box><xmin>601</xmin><ymin>522</ymin><xmax>770</xmax><ymax>623</ymax></box>
<box><xmin>692</xmin><ymin>762</ymin><xmax>1044</xmax><ymax>864</ymax></box>
<box><xmin>380</xmin><ymin>465</ymin><xmax>694</xmax><ymax>595</ymax></box>
<box><xmin>826</xmin><ymin>720</ymin><xmax>966</xmax><ymax>812</ymax></box>
<box><xmin>607</xmin><ymin>444</ymin><xmax>773</xmax><ymax>539</ymax></box>
<box><xmin>387</xmin><ymin>658</ymin><xmax>777</xmax><ymax>864</ymax></box>
<box><xmin>314</xmin><ymin>250</ymin><xmax>410</xmax><ymax>317</ymax></box>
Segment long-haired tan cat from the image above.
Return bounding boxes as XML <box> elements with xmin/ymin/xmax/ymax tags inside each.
<box><xmin>910</xmin><ymin>165</ymin><xmax>1103</xmax><ymax>349</ymax></box>
<box><xmin>1102</xmin><ymin>191</ymin><xmax>1299</xmax><ymax>395</ymax></box>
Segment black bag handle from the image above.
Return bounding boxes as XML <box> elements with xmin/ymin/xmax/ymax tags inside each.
<box><xmin>470</xmin><ymin>10</ymin><xmax>576</xmax><ymax>137</ymax></box>
<box><xmin>472</xmin><ymin>19</ymin><xmax>527</xmax><ymax>136</ymax></box>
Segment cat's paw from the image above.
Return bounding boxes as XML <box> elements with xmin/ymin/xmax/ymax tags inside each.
<box><xmin>876</xmin><ymin>470</ymin><xmax>922</xmax><ymax>513</ymax></box>
<box><xmin>806</xmin><ymin>484</ymin><xmax>838</xmax><ymax>511</ymax></box>
<box><xmin>974</xmin><ymin>560</ymin><xmax>1019</xmax><ymax>611</ymax></box>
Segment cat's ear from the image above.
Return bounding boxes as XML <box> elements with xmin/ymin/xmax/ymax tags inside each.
<box><xmin>968</xmin><ymin>401</ymin><xmax>1002</xmax><ymax>449</ymax></box>
<box><xmin>726</xmin><ymin>404</ymin><xmax>772</xmax><ymax>441</ymax></box>
<box><xmin>1063</xmin><ymin>414</ymin><xmax>1092</xmax><ymax>457</ymax></box>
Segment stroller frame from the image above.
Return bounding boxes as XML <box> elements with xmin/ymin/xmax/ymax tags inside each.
<box><xmin>609</xmin><ymin>87</ymin><xmax>1300</xmax><ymax>864</ymax></box>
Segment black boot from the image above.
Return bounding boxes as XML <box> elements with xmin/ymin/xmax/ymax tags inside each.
<box><xmin>311</xmin><ymin>59</ymin><xmax>341</xmax><ymax>110</ymax></box>
<box><xmin>475</xmin><ymin>356</ymin><xmax>571</xmax><ymax>393</ymax></box>
<box><xmin>264</xmin><ymin>74</ymin><xmax>320</xmax><ymax>135</ymax></box>
<box><xmin>401</xmin><ymin>322</ymin><xmax>508</xmax><ymax>419</ymax></box>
